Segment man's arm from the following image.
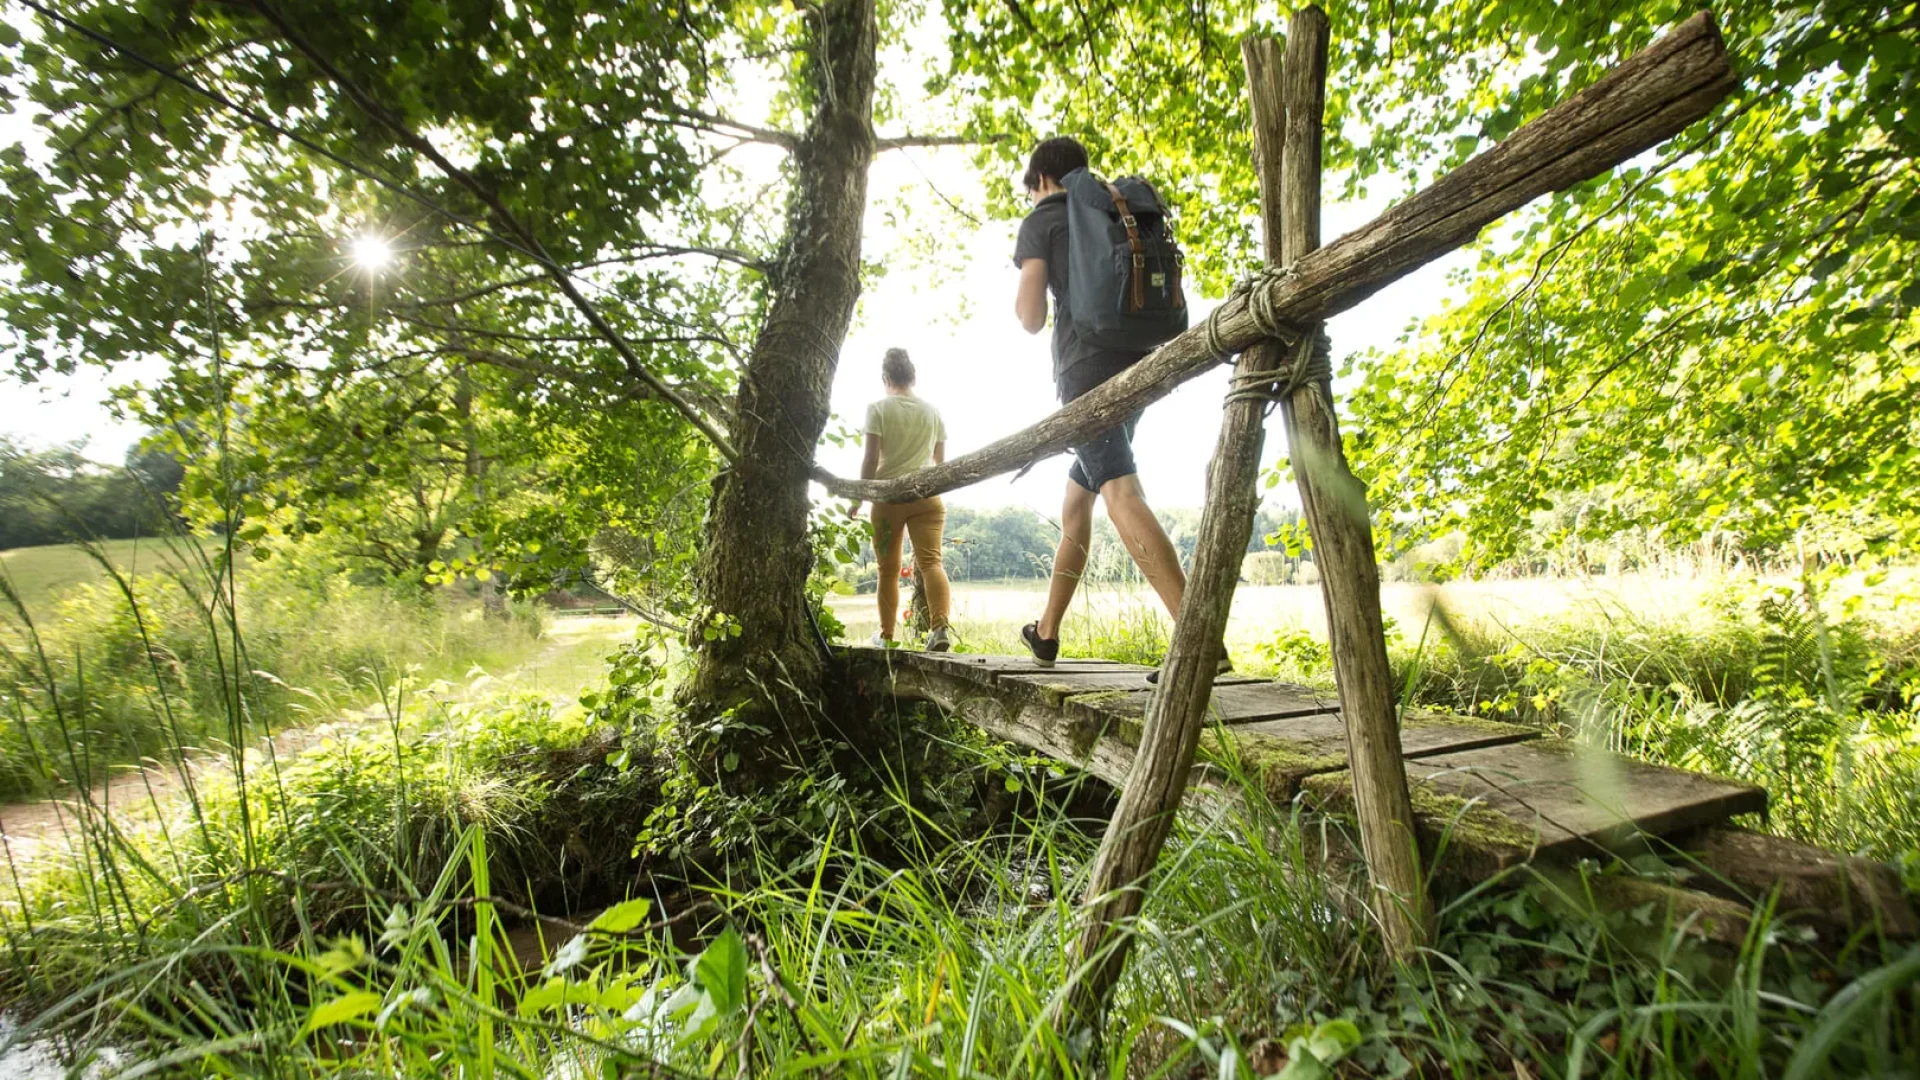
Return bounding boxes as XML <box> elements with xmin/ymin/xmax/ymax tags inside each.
<box><xmin>1014</xmin><ymin>259</ymin><xmax>1049</xmax><ymax>334</ymax></box>
<box><xmin>932</xmin><ymin>439</ymin><xmax>946</xmax><ymax>466</ymax></box>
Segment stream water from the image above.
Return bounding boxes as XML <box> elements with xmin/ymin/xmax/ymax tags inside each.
<box><xmin>0</xmin><ymin>1013</ymin><xmax>121</xmax><ymax>1078</ymax></box>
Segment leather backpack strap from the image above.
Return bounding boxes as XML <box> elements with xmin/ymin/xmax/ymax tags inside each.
<box><xmin>1105</xmin><ymin>182</ymin><xmax>1148</xmax><ymax>312</ymax></box>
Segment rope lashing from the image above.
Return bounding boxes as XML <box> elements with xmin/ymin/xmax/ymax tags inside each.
<box><xmin>1205</xmin><ymin>265</ymin><xmax>1333</xmax><ymax>408</ymax></box>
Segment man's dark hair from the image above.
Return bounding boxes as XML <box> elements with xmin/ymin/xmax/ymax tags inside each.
<box><xmin>1022</xmin><ymin>136</ymin><xmax>1089</xmax><ymax>191</ymax></box>
<box><xmin>881</xmin><ymin>347</ymin><xmax>915</xmax><ymax>387</ymax></box>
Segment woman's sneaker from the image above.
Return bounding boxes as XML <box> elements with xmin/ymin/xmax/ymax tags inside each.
<box><xmin>868</xmin><ymin>632</ymin><xmax>894</xmax><ymax>649</ymax></box>
<box><xmin>1145</xmin><ymin>648</ymin><xmax>1233</xmax><ymax>684</ymax></box>
<box><xmin>1020</xmin><ymin>622</ymin><xmax>1059</xmax><ymax>668</ymax></box>
<box><xmin>926</xmin><ymin>626</ymin><xmax>953</xmax><ymax>653</ymax></box>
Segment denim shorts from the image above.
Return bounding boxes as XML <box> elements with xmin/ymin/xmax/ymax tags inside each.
<box><xmin>1067</xmin><ymin>414</ymin><xmax>1141</xmax><ymax>493</ymax></box>
<box><xmin>1058</xmin><ymin>352</ymin><xmax>1146</xmax><ymax>494</ymax></box>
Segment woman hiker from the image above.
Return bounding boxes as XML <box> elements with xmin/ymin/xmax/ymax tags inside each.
<box><xmin>848</xmin><ymin>348</ymin><xmax>954</xmax><ymax>651</ymax></box>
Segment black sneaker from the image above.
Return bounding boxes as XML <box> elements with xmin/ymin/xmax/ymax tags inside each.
<box><xmin>1020</xmin><ymin>622</ymin><xmax>1059</xmax><ymax>668</ymax></box>
<box><xmin>1146</xmin><ymin>648</ymin><xmax>1233</xmax><ymax>685</ymax></box>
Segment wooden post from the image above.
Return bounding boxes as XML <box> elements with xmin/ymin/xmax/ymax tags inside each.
<box><xmin>1273</xmin><ymin>12</ymin><xmax>1433</xmax><ymax>953</ymax></box>
<box><xmin>1057</xmin><ymin>8</ymin><xmax>1345</xmax><ymax>1036</ymax></box>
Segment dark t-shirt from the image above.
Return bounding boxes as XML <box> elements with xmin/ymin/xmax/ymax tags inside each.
<box><xmin>1013</xmin><ymin>192</ymin><xmax>1145</xmax><ymax>399</ymax></box>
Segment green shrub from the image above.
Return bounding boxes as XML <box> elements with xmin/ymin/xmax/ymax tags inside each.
<box><xmin>1241</xmin><ymin>550</ymin><xmax>1295</xmax><ymax>585</ymax></box>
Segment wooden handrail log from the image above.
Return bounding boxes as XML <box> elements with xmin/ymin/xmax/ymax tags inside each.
<box><xmin>814</xmin><ymin>11</ymin><xmax>1734</xmax><ymax>503</ymax></box>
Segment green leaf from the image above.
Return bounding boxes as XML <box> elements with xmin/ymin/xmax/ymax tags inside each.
<box><xmin>1305</xmin><ymin>1019</ymin><xmax>1363</xmax><ymax>1062</ymax></box>
<box><xmin>694</xmin><ymin>927</ymin><xmax>748</xmax><ymax>1013</ymax></box>
<box><xmin>589</xmin><ymin>898</ymin><xmax>653</xmax><ymax>934</ymax></box>
<box><xmin>301</xmin><ymin>991</ymin><xmax>383</xmax><ymax>1035</ymax></box>
<box><xmin>1275</xmin><ymin>1042</ymin><xmax>1333</xmax><ymax>1080</ymax></box>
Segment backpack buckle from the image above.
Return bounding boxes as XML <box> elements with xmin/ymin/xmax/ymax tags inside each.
<box><xmin>1120</xmin><ymin>214</ymin><xmax>1137</xmax><ymax>227</ymax></box>
<box><xmin>1132</xmin><ymin>253</ymin><xmax>1145</xmax><ymax>267</ymax></box>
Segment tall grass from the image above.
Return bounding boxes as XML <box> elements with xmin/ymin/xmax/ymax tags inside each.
<box><xmin>9</xmin><ymin>726</ymin><xmax>1916</xmax><ymax>1078</ymax></box>
<box><xmin>0</xmin><ymin>538</ymin><xmax>545</xmax><ymax>800</ymax></box>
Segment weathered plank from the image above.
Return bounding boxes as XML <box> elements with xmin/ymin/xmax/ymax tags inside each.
<box><xmin>998</xmin><ymin>670</ymin><xmax>1263</xmax><ymax>707</ymax></box>
<box><xmin>852</xmin><ymin>645</ymin><xmax>1779</xmax><ymax>885</ymax></box>
<box><xmin>1216</xmin><ymin>713</ymin><xmax>1537</xmax><ymax>803</ymax></box>
<box><xmin>1303</xmin><ymin>740</ymin><xmax>1768</xmax><ymax>876</ymax></box>
<box><xmin>1059</xmin><ymin>681</ymin><xmax>1339</xmax><ymax>730</ymax></box>
<box><xmin>909</xmin><ymin>652</ymin><xmax>1123</xmax><ymax>671</ymax></box>
<box><xmin>868</xmin><ymin>651</ymin><xmax>1130</xmax><ymax>691</ymax></box>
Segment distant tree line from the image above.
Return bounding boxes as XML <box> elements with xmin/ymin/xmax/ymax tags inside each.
<box><xmin>847</xmin><ymin>503</ymin><xmax>1310</xmax><ymax>590</ymax></box>
<box><xmin>0</xmin><ymin>437</ymin><xmax>184</xmax><ymax>550</ymax></box>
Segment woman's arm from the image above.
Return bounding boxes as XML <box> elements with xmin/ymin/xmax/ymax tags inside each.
<box><xmin>932</xmin><ymin>439</ymin><xmax>946</xmax><ymax>466</ymax></box>
<box><xmin>1014</xmin><ymin>260</ymin><xmax>1049</xmax><ymax>335</ymax></box>
<box><xmin>848</xmin><ymin>432</ymin><xmax>883</xmax><ymax>517</ymax></box>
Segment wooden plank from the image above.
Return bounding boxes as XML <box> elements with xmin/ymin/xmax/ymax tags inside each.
<box><xmin>841</xmin><ymin>647</ymin><xmax>1122</xmax><ymax>669</ymax></box>
<box><xmin>998</xmin><ymin>669</ymin><xmax>1262</xmax><ymax>707</ymax></box>
<box><xmin>1410</xmin><ymin>741</ymin><xmax>1768</xmax><ymax>846</ymax></box>
<box><xmin>1303</xmin><ymin>739</ymin><xmax>1769</xmax><ymax>876</ymax></box>
<box><xmin>1237</xmin><ymin>712</ymin><xmax>1537</xmax><ymax>760</ymax></box>
<box><xmin>860</xmin><ymin>650</ymin><xmax>1130</xmax><ymax>689</ymax></box>
<box><xmin>906</xmin><ymin>651</ymin><xmax>1121</xmax><ymax>668</ymax></box>
<box><xmin>1060</xmin><ymin>681</ymin><xmax>1339</xmax><ymax>729</ymax></box>
<box><xmin>1211</xmin><ymin>713</ymin><xmax>1537</xmax><ymax>802</ymax></box>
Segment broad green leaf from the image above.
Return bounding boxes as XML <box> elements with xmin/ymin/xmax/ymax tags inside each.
<box><xmin>301</xmin><ymin>991</ymin><xmax>383</xmax><ymax>1035</ymax></box>
<box><xmin>694</xmin><ymin>927</ymin><xmax>749</xmax><ymax>1013</ymax></box>
<box><xmin>589</xmin><ymin>898</ymin><xmax>653</xmax><ymax>934</ymax></box>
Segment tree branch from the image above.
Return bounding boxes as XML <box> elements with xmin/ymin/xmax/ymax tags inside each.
<box><xmin>874</xmin><ymin>132</ymin><xmax>1009</xmax><ymax>150</ymax></box>
<box><xmin>244</xmin><ymin>0</ymin><xmax>740</xmax><ymax>461</ymax></box>
<box><xmin>659</xmin><ymin>106</ymin><xmax>801</xmax><ymax>151</ymax></box>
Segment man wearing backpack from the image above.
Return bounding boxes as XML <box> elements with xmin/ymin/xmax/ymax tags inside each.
<box><xmin>1011</xmin><ymin>136</ymin><xmax>1224</xmax><ymax>675</ymax></box>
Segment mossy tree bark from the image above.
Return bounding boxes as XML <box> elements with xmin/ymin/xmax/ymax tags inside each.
<box><xmin>679</xmin><ymin>0</ymin><xmax>877</xmax><ymax>743</ymax></box>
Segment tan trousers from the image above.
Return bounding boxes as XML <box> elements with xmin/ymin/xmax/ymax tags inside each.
<box><xmin>871</xmin><ymin>496</ymin><xmax>952</xmax><ymax>637</ymax></box>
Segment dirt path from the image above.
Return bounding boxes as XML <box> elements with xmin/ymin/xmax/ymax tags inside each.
<box><xmin>0</xmin><ymin>615</ymin><xmax>635</xmax><ymax>870</ymax></box>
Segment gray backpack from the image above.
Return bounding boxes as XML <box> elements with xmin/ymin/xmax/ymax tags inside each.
<box><xmin>1061</xmin><ymin>167</ymin><xmax>1189</xmax><ymax>352</ymax></box>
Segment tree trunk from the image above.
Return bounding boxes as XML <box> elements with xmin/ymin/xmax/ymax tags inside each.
<box><xmin>680</xmin><ymin>0</ymin><xmax>878</xmax><ymax>740</ymax></box>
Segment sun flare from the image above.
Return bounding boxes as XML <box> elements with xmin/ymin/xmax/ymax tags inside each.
<box><xmin>351</xmin><ymin>235</ymin><xmax>393</xmax><ymax>270</ymax></box>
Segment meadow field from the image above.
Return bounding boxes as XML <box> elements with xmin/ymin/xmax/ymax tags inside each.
<box><xmin>0</xmin><ymin>537</ymin><xmax>215</xmax><ymax>619</ymax></box>
<box><xmin>825</xmin><ymin>572</ymin><xmax>1904</xmax><ymax>664</ymax></box>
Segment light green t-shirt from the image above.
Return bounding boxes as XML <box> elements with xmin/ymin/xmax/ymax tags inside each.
<box><xmin>864</xmin><ymin>394</ymin><xmax>946</xmax><ymax>480</ymax></box>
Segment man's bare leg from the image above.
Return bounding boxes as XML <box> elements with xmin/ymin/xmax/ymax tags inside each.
<box><xmin>1036</xmin><ymin>480</ymin><xmax>1097</xmax><ymax>640</ymax></box>
<box><xmin>1101</xmin><ymin>473</ymin><xmax>1186</xmax><ymax>617</ymax></box>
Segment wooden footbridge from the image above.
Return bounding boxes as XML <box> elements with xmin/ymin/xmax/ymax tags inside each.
<box><xmin>818</xmin><ymin>7</ymin><xmax>1817</xmax><ymax>1023</ymax></box>
<box><xmin>846</xmin><ymin>647</ymin><xmax>1768</xmax><ymax>876</ymax></box>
